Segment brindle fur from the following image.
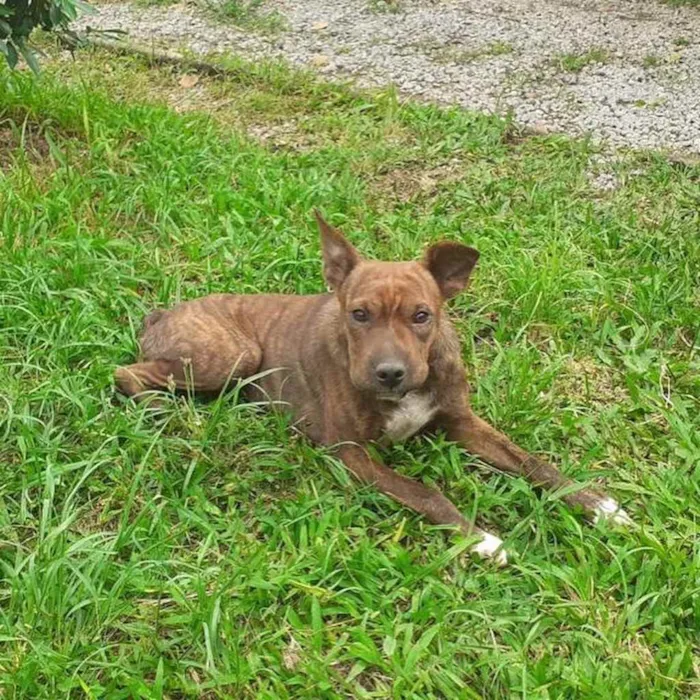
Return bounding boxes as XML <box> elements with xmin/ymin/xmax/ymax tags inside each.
<box><xmin>115</xmin><ymin>212</ymin><xmax>629</xmax><ymax>563</ymax></box>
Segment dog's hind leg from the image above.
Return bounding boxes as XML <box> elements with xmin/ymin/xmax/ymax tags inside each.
<box><xmin>115</xmin><ymin>361</ymin><xmax>169</xmax><ymax>398</ymax></box>
<box><xmin>115</xmin><ymin>359</ymin><xmax>215</xmax><ymax>398</ymax></box>
<box><xmin>115</xmin><ymin>343</ymin><xmax>262</xmax><ymax>401</ymax></box>
<box><xmin>114</xmin><ymin>352</ymin><xmax>260</xmax><ymax>401</ymax></box>
<box><xmin>116</xmin><ymin>299</ymin><xmax>263</xmax><ymax>401</ymax></box>
<box><xmin>439</xmin><ymin>410</ymin><xmax>632</xmax><ymax>527</ymax></box>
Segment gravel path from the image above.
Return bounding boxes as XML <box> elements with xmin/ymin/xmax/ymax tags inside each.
<box><xmin>77</xmin><ymin>0</ymin><xmax>700</xmax><ymax>152</ymax></box>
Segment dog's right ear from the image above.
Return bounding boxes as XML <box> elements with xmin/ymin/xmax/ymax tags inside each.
<box><xmin>423</xmin><ymin>241</ymin><xmax>480</xmax><ymax>300</ymax></box>
<box><xmin>315</xmin><ymin>211</ymin><xmax>361</xmax><ymax>291</ymax></box>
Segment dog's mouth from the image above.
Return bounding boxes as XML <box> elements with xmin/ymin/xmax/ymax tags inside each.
<box><xmin>375</xmin><ymin>390</ymin><xmax>408</xmax><ymax>403</ymax></box>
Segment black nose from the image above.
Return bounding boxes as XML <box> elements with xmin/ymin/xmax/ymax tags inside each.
<box><xmin>375</xmin><ymin>362</ymin><xmax>406</xmax><ymax>389</ymax></box>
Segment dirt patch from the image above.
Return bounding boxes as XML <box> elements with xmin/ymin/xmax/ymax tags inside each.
<box><xmin>154</xmin><ymin>86</ymin><xmax>322</xmax><ymax>150</ymax></box>
<box><xmin>245</xmin><ymin>118</ymin><xmax>322</xmax><ymax>151</ymax></box>
<box><xmin>330</xmin><ymin>661</ymin><xmax>391</xmax><ymax>694</ymax></box>
<box><xmin>369</xmin><ymin>158</ymin><xmax>466</xmax><ymax>205</ymax></box>
<box><xmin>0</xmin><ymin>119</ymin><xmax>52</xmax><ymax>170</ymax></box>
<box><xmin>282</xmin><ymin>637</ymin><xmax>302</xmax><ymax>670</ymax></box>
<box><xmin>556</xmin><ymin>356</ymin><xmax>628</xmax><ymax>407</ymax></box>
<box><xmin>75</xmin><ymin>496</ymin><xmax>121</xmax><ymax>535</ymax></box>
<box><xmin>162</xmin><ymin>78</ymin><xmax>245</xmax><ymax>122</ymax></box>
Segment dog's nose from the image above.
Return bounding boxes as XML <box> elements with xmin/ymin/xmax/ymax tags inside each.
<box><xmin>375</xmin><ymin>362</ymin><xmax>406</xmax><ymax>389</ymax></box>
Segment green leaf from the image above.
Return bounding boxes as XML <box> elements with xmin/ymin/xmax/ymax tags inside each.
<box><xmin>153</xmin><ymin>657</ymin><xmax>165</xmax><ymax>699</ymax></box>
<box><xmin>402</xmin><ymin>624</ymin><xmax>440</xmax><ymax>676</ymax></box>
<box><xmin>16</xmin><ymin>39</ymin><xmax>41</xmax><ymax>74</ymax></box>
<box><xmin>5</xmin><ymin>40</ymin><xmax>18</xmax><ymax>69</ymax></box>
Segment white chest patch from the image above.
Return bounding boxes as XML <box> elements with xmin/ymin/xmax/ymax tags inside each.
<box><xmin>383</xmin><ymin>392</ymin><xmax>438</xmax><ymax>443</ymax></box>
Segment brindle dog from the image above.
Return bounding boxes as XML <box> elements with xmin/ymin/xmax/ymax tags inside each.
<box><xmin>116</xmin><ymin>212</ymin><xmax>631</xmax><ymax>564</ymax></box>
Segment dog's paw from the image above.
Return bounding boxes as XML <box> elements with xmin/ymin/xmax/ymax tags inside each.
<box><xmin>593</xmin><ymin>497</ymin><xmax>633</xmax><ymax>527</ymax></box>
<box><xmin>471</xmin><ymin>532</ymin><xmax>509</xmax><ymax>567</ymax></box>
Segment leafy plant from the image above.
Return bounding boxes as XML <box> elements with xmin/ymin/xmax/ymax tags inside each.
<box><xmin>0</xmin><ymin>0</ymin><xmax>91</xmax><ymax>72</ymax></box>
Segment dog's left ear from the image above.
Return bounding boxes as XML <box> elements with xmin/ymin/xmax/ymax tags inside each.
<box><xmin>423</xmin><ymin>242</ymin><xmax>480</xmax><ymax>300</ymax></box>
<box><xmin>315</xmin><ymin>210</ymin><xmax>362</xmax><ymax>291</ymax></box>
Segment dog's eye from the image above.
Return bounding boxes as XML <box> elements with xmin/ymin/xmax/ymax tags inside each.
<box><xmin>413</xmin><ymin>310</ymin><xmax>431</xmax><ymax>324</ymax></box>
<box><xmin>352</xmin><ymin>309</ymin><xmax>369</xmax><ymax>323</ymax></box>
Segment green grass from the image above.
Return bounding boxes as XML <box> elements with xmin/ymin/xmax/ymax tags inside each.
<box><xmin>130</xmin><ymin>0</ymin><xmax>286</xmax><ymax>32</ymax></box>
<box><xmin>1</xmin><ymin>45</ymin><xmax>699</xmax><ymax>698</ymax></box>
<box><xmin>554</xmin><ymin>48</ymin><xmax>609</xmax><ymax>73</ymax></box>
<box><xmin>643</xmin><ymin>54</ymin><xmax>662</xmax><ymax>69</ymax></box>
<box><xmin>367</xmin><ymin>0</ymin><xmax>402</xmax><ymax>14</ymax></box>
<box><xmin>203</xmin><ymin>0</ymin><xmax>286</xmax><ymax>33</ymax></box>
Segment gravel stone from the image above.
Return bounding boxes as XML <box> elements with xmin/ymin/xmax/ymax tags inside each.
<box><xmin>76</xmin><ymin>0</ymin><xmax>700</xmax><ymax>152</ymax></box>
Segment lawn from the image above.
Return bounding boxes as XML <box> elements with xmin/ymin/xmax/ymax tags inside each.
<box><xmin>0</xmin><ymin>43</ymin><xmax>698</xmax><ymax>699</ymax></box>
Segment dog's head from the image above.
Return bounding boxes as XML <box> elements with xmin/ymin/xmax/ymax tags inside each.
<box><xmin>316</xmin><ymin>212</ymin><xmax>479</xmax><ymax>399</ymax></box>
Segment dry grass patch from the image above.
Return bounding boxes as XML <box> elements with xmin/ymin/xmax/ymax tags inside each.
<box><xmin>556</xmin><ymin>356</ymin><xmax>628</xmax><ymax>407</ymax></box>
<box><xmin>245</xmin><ymin>118</ymin><xmax>323</xmax><ymax>151</ymax></box>
<box><xmin>368</xmin><ymin>158</ymin><xmax>466</xmax><ymax>206</ymax></box>
<box><xmin>0</xmin><ymin>119</ymin><xmax>52</xmax><ymax>170</ymax></box>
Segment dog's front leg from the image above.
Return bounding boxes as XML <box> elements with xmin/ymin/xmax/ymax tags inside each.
<box><xmin>337</xmin><ymin>444</ymin><xmax>508</xmax><ymax>565</ymax></box>
<box><xmin>439</xmin><ymin>410</ymin><xmax>631</xmax><ymax>525</ymax></box>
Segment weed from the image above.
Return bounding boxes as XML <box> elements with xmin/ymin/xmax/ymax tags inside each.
<box><xmin>554</xmin><ymin>47</ymin><xmax>609</xmax><ymax>72</ymax></box>
<box><xmin>204</xmin><ymin>0</ymin><xmax>286</xmax><ymax>32</ymax></box>
<box><xmin>643</xmin><ymin>53</ymin><xmax>662</xmax><ymax>68</ymax></box>
<box><xmin>663</xmin><ymin>0</ymin><xmax>700</xmax><ymax>6</ymax></box>
<box><xmin>368</xmin><ymin>0</ymin><xmax>402</xmax><ymax>14</ymax></box>
<box><xmin>429</xmin><ymin>40</ymin><xmax>514</xmax><ymax>65</ymax></box>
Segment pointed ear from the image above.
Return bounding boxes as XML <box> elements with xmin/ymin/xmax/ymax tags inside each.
<box><xmin>315</xmin><ymin>210</ymin><xmax>361</xmax><ymax>290</ymax></box>
<box><xmin>423</xmin><ymin>241</ymin><xmax>480</xmax><ymax>300</ymax></box>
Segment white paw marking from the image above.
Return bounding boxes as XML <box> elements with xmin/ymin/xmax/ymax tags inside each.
<box><xmin>593</xmin><ymin>497</ymin><xmax>633</xmax><ymax>526</ymax></box>
<box><xmin>383</xmin><ymin>391</ymin><xmax>438</xmax><ymax>443</ymax></box>
<box><xmin>471</xmin><ymin>532</ymin><xmax>509</xmax><ymax>566</ymax></box>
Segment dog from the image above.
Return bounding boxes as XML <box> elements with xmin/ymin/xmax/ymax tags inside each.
<box><xmin>115</xmin><ymin>212</ymin><xmax>632</xmax><ymax>565</ymax></box>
